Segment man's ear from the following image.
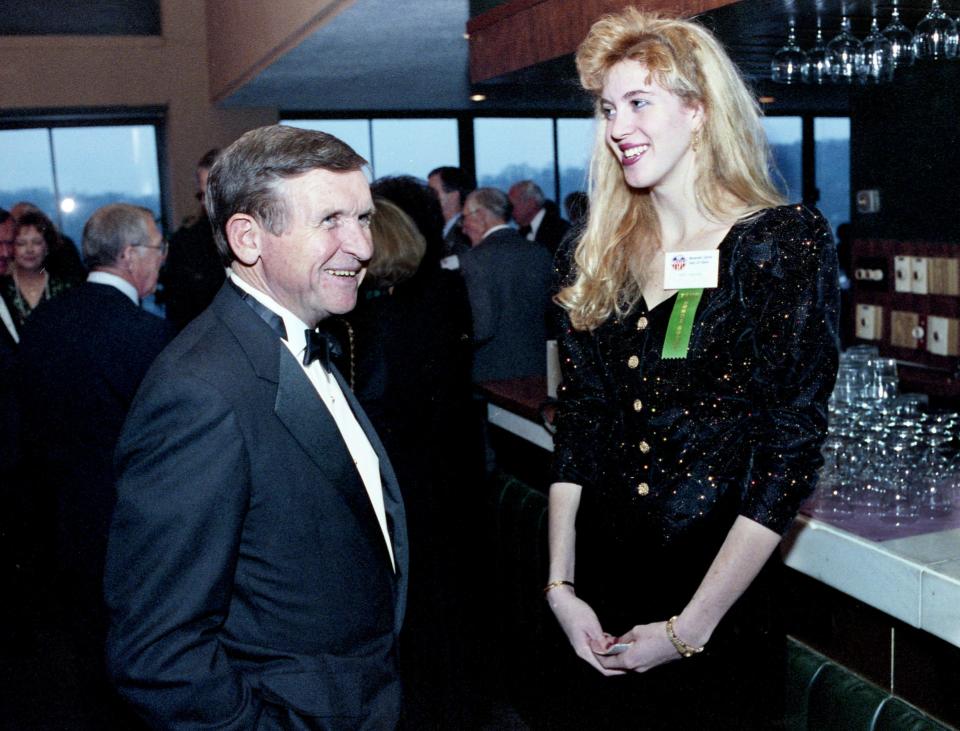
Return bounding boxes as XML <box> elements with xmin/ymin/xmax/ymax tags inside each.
<box><xmin>118</xmin><ymin>244</ymin><xmax>137</xmax><ymax>268</ymax></box>
<box><xmin>226</xmin><ymin>214</ymin><xmax>262</xmax><ymax>266</ymax></box>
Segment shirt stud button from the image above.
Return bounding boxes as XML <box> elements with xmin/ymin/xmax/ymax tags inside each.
<box><xmin>627</xmin><ymin>355</ymin><xmax>639</xmax><ymax>369</ymax></box>
<box><xmin>633</xmin><ymin>399</ymin><xmax>643</xmax><ymax>412</ymax></box>
<box><xmin>636</xmin><ymin>482</ymin><xmax>650</xmax><ymax>496</ymax></box>
<box><xmin>639</xmin><ymin>440</ymin><xmax>651</xmax><ymax>453</ymax></box>
<box><xmin>637</xmin><ymin>316</ymin><xmax>649</xmax><ymax>330</ymax></box>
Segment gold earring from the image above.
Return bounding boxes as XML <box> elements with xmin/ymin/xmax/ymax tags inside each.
<box><xmin>691</xmin><ymin>128</ymin><xmax>702</xmax><ymax>152</ymax></box>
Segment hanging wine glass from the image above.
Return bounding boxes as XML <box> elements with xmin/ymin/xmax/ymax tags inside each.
<box><xmin>803</xmin><ymin>18</ymin><xmax>832</xmax><ymax>84</ymax></box>
<box><xmin>883</xmin><ymin>0</ymin><xmax>915</xmax><ymax>69</ymax></box>
<box><xmin>828</xmin><ymin>15</ymin><xmax>863</xmax><ymax>83</ymax></box>
<box><xmin>858</xmin><ymin>15</ymin><xmax>895</xmax><ymax>83</ymax></box>
<box><xmin>771</xmin><ymin>18</ymin><xmax>807</xmax><ymax>84</ymax></box>
<box><xmin>913</xmin><ymin>0</ymin><xmax>958</xmax><ymax>60</ymax></box>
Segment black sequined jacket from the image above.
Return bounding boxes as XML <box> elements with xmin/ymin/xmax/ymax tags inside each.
<box><xmin>552</xmin><ymin>205</ymin><xmax>840</xmax><ymax>551</ymax></box>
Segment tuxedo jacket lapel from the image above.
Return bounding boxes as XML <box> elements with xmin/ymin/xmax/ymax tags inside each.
<box><xmin>331</xmin><ymin>365</ymin><xmax>409</xmax><ymax>626</ymax></box>
<box><xmin>274</xmin><ymin>350</ymin><xmax>385</xmax><ymax>535</ymax></box>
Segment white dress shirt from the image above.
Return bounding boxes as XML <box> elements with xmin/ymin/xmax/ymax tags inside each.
<box><xmin>88</xmin><ymin>270</ymin><xmax>140</xmax><ymax>305</ymax></box>
<box><xmin>442</xmin><ymin>213</ymin><xmax>462</xmax><ymax>239</ymax></box>
<box><xmin>230</xmin><ymin>272</ymin><xmax>395</xmax><ymax>569</ymax></box>
<box><xmin>0</xmin><ymin>296</ymin><xmax>17</xmax><ymax>344</ymax></box>
<box><xmin>526</xmin><ymin>207</ymin><xmax>546</xmax><ymax>241</ymax></box>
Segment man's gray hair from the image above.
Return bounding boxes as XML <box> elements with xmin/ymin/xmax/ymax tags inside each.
<box><xmin>469</xmin><ymin>187</ymin><xmax>512</xmax><ymax>224</ymax></box>
<box><xmin>206</xmin><ymin>125</ymin><xmax>367</xmax><ymax>264</ymax></box>
<box><xmin>82</xmin><ymin>203</ymin><xmax>155</xmax><ymax>269</ymax></box>
<box><xmin>512</xmin><ymin>180</ymin><xmax>545</xmax><ymax>207</ymax></box>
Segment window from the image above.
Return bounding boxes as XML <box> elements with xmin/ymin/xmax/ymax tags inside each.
<box><xmin>474</xmin><ymin>118</ymin><xmax>555</xmax><ymax>200</ymax></box>
<box><xmin>0</xmin><ymin>124</ymin><xmax>162</xmax><ymax>248</ymax></box>
<box><xmin>0</xmin><ymin>129</ymin><xmax>57</xmax><ymax>217</ymax></box>
<box><xmin>762</xmin><ymin>116</ymin><xmax>803</xmax><ymax>203</ymax></box>
<box><xmin>281</xmin><ymin>118</ymin><xmax>459</xmax><ymax>181</ymax></box>
<box><xmin>51</xmin><ymin>126</ymin><xmax>162</xmax><ymax>247</ymax></box>
<box><xmin>557</xmin><ymin>118</ymin><xmax>596</xmax><ymax>207</ymax></box>
<box><xmin>1</xmin><ymin>121</ymin><xmax>164</xmax><ymax>312</ymax></box>
<box><xmin>282</xmin><ymin>119</ymin><xmax>371</xmax><ymax>169</ymax></box>
<box><xmin>814</xmin><ymin>117</ymin><xmax>851</xmax><ymax>235</ymax></box>
<box><xmin>371</xmin><ymin>119</ymin><xmax>458</xmax><ymax>179</ymax></box>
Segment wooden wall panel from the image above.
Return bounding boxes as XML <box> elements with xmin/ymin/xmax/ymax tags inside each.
<box><xmin>468</xmin><ymin>0</ymin><xmax>740</xmax><ymax>82</ymax></box>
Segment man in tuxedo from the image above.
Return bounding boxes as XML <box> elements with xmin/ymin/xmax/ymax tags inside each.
<box><xmin>459</xmin><ymin>187</ymin><xmax>552</xmax><ymax>383</ymax></box>
<box><xmin>15</xmin><ymin>203</ymin><xmax>171</xmax><ymax>726</ymax></box>
<box><xmin>428</xmin><ymin>166</ymin><xmax>474</xmax><ymax>258</ymax></box>
<box><xmin>104</xmin><ymin>125</ymin><xmax>408</xmax><ymax>730</ymax></box>
<box><xmin>508</xmin><ymin>180</ymin><xmax>570</xmax><ymax>255</ymax></box>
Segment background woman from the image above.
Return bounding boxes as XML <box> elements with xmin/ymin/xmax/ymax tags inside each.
<box><xmin>1</xmin><ymin>211</ymin><xmax>75</xmax><ymax>327</ymax></box>
<box><xmin>545</xmin><ymin>9</ymin><xmax>839</xmax><ymax>728</ymax></box>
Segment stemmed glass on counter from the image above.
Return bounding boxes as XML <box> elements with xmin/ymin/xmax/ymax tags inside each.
<box><xmin>816</xmin><ymin>346</ymin><xmax>957</xmax><ymax>525</ymax></box>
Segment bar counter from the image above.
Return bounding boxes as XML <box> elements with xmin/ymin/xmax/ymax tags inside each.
<box><xmin>480</xmin><ymin>376</ymin><xmax>960</xmax><ymax>650</ymax></box>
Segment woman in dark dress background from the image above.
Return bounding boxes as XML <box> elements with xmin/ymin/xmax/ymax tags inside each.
<box><xmin>545</xmin><ymin>10</ymin><xmax>839</xmax><ymax>728</ymax></box>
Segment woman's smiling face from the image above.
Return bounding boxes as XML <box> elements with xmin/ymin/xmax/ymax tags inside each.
<box><xmin>601</xmin><ymin>59</ymin><xmax>702</xmax><ymax>193</ymax></box>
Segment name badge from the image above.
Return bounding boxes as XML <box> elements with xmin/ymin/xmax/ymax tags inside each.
<box><xmin>663</xmin><ymin>249</ymin><xmax>719</xmax><ymax>290</ymax></box>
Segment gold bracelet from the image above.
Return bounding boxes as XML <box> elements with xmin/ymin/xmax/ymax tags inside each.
<box><xmin>543</xmin><ymin>580</ymin><xmax>575</xmax><ymax>595</ymax></box>
<box><xmin>665</xmin><ymin>615</ymin><xmax>704</xmax><ymax>658</ymax></box>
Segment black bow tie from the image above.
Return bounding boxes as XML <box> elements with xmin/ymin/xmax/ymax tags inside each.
<box><xmin>303</xmin><ymin>329</ymin><xmax>342</xmax><ymax>369</ymax></box>
<box><xmin>518</xmin><ymin>224</ymin><xmax>532</xmax><ymax>237</ymax></box>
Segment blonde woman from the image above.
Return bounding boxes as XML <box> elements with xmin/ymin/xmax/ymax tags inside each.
<box><xmin>545</xmin><ymin>9</ymin><xmax>839</xmax><ymax>727</ymax></box>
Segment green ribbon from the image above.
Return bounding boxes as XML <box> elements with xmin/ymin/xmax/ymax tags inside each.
<box><xmin>661</xmin><ymin>288</ymin><xmax>704</xmax><ymax>360</ymax></box>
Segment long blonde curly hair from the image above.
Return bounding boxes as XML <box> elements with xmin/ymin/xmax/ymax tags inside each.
<box><xmin>557</xmin><ymin>8</ymin><xmax>783</xmax><ymax>331</ymax></box>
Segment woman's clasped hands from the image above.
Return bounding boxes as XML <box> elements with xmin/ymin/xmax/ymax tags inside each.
<box><xmin>548</xmin><ymin>589</ymin><xmax>687</xmax><ymax>676</ymax></box>
<box><xmin>590</xmin><ymin>622</ymin><xmax>682</xmax><ymax>674</ymax></box>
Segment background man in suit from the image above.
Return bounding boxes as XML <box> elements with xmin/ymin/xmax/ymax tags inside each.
<box><xmin>0</xmin><ymin>209</ymin><xmax>19</xmax><ymax>349</ymax></box>
<box><xmin>159</xmin><ymin>147</ymin><xmax>227</xmax><ymax>331</ymax></box>
<box><xmin>428</xmin><ymin>165</ymin><xmax>475</xmax><ymax>257</ymax></box>
<box><xmin>459</xmin><ymin>187</ymin><xmax>552</xmax><ymax>383</ymax></box>
<box><xmin>15</xmin><ymin>203</ymin><xmax>171</xmax><ymax>727</ymax></box>
<box><xmin>508</xmin><ymin>179</ymin><xmax>570</xmax><ymax>255</ymax></box>
<box><xmin>104</xmin><ymin>125</ymin><xmax>408</xmax><ymax>730</ymax></box>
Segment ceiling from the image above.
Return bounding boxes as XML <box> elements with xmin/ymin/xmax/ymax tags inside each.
<box><xmin>221</xmin><ymin>0</ymin><xmax>475</xmax><ymax>111</ymax></box>
<box><xmin>221</xmin><ymin>0</ymin><xmax>949</xmax><ymax>114</ymax></box>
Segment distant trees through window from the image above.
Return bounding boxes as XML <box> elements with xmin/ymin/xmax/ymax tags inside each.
<box><xmin>763</xmin><ymin>115</ymin><xmax>851</xmax><ymax>238</ymax></box>
<box><xmin>0</xmin><ymin>124</ymin><xmax>162</xmax><ymax>248</ymax></box>
<box><xmin>285</xmin><ymin>114</ymin><xmax>848</xmax><ymax>236</ymax></box>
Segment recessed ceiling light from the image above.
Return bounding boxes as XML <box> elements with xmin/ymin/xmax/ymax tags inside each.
<box><xmin>758</xmin><ymin>95</ymin><xmax>776</xmax><ymax>104</ymax></box>
<box><xmin>470</xmin><ymin>94</ymin><xmax>487</xmax><ymax>102</ymax></box>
